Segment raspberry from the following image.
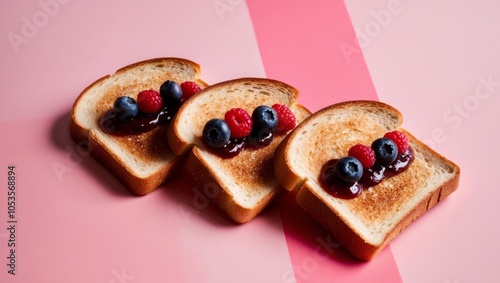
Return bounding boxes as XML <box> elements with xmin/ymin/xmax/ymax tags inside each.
<box><xmin>348</xmin><ymin>144</ymin><xmax>376</xmax><ymax>169</ymax></box>
<box><xmin>272</xmin><ymin>104</ymin><xmax>296</xmax><ymax>133</ymax></box>
<box><xmin>384</xmin><ymin>130</ymin><xmax>409</xmax><ymax>153</ymax></box>
<box><xmin>137</xmin><ymin>90</ymin><xmax>163</xmax><ymax>113</ymax></box>
<box><xmin>224</xmin><ymin>108</ymin><xmax>253</xmax><ymax>138</ymax></box>
<box><xmin>180</xmin><ymin>81</ymin><xmax>201</xmax><ymax>100</ymax></box>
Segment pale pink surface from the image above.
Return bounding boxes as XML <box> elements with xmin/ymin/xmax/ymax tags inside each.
<box><xmin>345</xmin><ymin>0</ymin><xmax>500</xmax><ymax>282</ymax></box>
<box><xmin>0</xmin><ymin>0</ymin><xmax>293</xmax><ymax>282</ymax></box>
<box><xmin>0</xmin><ymin>0</ymin><xmax>496</xmax><ymax>282</ymax></box>
<box><xmin>0</xmin><ymin>0</ymin><xmax>266</xmax><ymax>122</ymax></box>
<box><xmin>1</xmin><ymin>117</ymin><xmax>293</xmax><ymax>283</ymax></box>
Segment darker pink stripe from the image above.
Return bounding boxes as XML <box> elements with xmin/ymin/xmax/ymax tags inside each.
<box><xmin>247</xmin><ymin>0</ymin><xmax>379</xmax><ymax>112</ymax></box>
<box><xmin>247</xmin><ymin>0</ymin><xmax>402</xmax><ymax>282</ymax></box>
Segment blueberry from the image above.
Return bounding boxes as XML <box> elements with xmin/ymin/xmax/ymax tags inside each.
<box><xmin>335</xmin><ymin>156</ymin><xmax>364</xmax><ymax>183</ymax></box>
<box><xmin>203</xmin><ymin>118</ymin><xmax>231</xmax><ymax>148</ymax></box>
<box><xmin>371</xmin><ymin>137</ymin><xmax>398</xmax><ymax>164</ymax></box>
<box><xmin>159</xmin><ymin>80</ymin><xmax>183</xmax><ymax>106</ymax></box>
<box><xmin>252</xmin><ymin>105</ymin><xmax>278</xmax><ymax>132</ymax></box>
<box><xmin>113</xmin><ymin>96</ymin><xmax>138</xmax><ymax>120</ymax></box>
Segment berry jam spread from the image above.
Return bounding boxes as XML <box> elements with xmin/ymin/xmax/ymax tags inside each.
<box><xmin>202</xmin><ymin>104</ymin><xmax>296</xmax><ymax>158</ymax></box>
<box><xmin>99</xmin><ymin>106</ymin><xmax>179</xmax><ymax>136</ymax></box>
<box><xmin>204</xmin><ymin>131</ymin><xmax>274</xmax><ymax>159</ymax></box>
<box><xmin>320</xmin><ymin>147</ymin><xmax>415</xmax><ymax>199</ymax></box>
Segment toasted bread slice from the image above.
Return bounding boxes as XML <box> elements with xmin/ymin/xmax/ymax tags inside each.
<box><xmin>274</xmin><ymin>100</ymin><xmax>460</xmax><ymax>260</ymax></box>
<box><xmin>168</xmin><ymin>78</ymin><xmax>311</xmax><ymax>223</ymax></box>
<box><xmin>70</xmin><ymin>58</ymin><xmax>208</xmax><ymax>195</ymax></box>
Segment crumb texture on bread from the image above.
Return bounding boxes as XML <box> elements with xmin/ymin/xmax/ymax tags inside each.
<box><xmin>275</xmin><ymin>100</ymin><xmax>460</xmax><ymax>259</ymax></box>
<box><xmin>169</xmin><ymin>78</ymin><xmax>311</xmax><ymax>222</ymax></box>
<box><xmin>169</xmin><ymin>78</ymin><xmax>300</xmax><ymax>155</ymax></box>
<box><xmin>70</xmin><ymin>58</ymin><xmax>207</xmax><ymax>194</ymax></box>
<box><xmin>191</xmin><ymin>103</ymin><xmax>309</xmax><ymax>208</ymax></box>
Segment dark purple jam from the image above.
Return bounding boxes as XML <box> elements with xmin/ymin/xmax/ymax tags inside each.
<box><xmin>204</xmin><ymin>131</ymin><xmax>275</xmax><ymax>159</ymax></box>
<box><xmin>99</xmin><ymin>105</ymin><xmax>179</xmax><ymax>136</ymax></box>
<box><xmin>319</xmin><ymin>147</ymin><xmax>415</xmax><ymax>199</ymax></box>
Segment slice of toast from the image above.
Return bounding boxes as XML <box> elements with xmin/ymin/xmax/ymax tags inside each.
<box><xmin>274</xmin><ymin>100</ymin><xmax>460</xmax><ymax>260</ymax></box>
<box><xmin>70</xmin><ymin>58</ymin><xmax>208</xmax><ymax>195</ymax></box>
<box><xmin>168</xmin><ymin>78</ymin><xmax>311</xmax><ymax>223</ymax></box>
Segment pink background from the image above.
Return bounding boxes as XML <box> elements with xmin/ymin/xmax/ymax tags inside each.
<box><xmin>1</xmin><ymin>0</ymin><xmax>498</xmax><ymax>282</ymax></box>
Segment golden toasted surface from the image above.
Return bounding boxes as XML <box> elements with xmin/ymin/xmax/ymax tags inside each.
<box><xmin>275</xmin><ymin>100</ymin><xmax>460</xmax><ymax>259</ymax></box>
<box><xmin>195</xmin><ymin>103</ymin><xmax>310</xmax><ymax>205</ymax></box>
<box><xmin>169</xmin><ymin>78</ymin><xmax>301</xmax><ymax>155</ymax></box>
<box><xmin>169</xmin><ymin>78</ymin><xmax>311</xmax><ymax>221</ymax></box>
<box><xmin>79</xmin><ymin>58</ymin><xmax>207</xmax><ymax>164</ymax></box>
<box><xmin>109</xmin><ymin>127</ymin><xmax>170</xmax><ymax>163</ymax></box>
<box><xmin>70</xmin><ymin>57</ymin><xmax>207</xmax><ymax>194</ymax></box>
<box><xmin>332</xmin><ymin>135</ymin><xmax>442</xmax><ymax>230</ymax></box>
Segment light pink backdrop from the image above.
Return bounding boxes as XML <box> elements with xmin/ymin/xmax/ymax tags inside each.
<box><xmin>1</xmin><ymin>0</ymin><xmax>499</xmax><ymax>282</ymax></box>
<box><xmin>344</xmin><ymin>0</ymin><xmax>500</xmax><ymax>282</ymax></box>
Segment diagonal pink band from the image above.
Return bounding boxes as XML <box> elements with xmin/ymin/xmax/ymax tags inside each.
<box><xmin>247</xmin><ymin>0</ymin><xmax>402</xmax><ymax>281</ymax></box>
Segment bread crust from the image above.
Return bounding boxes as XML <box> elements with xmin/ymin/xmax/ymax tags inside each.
<box><xmin>186</xmin><ymin>147</ymin><xmax>277</xmax><ymax>223</ymax></box>
<box><xmin>167</xmin><ymin>77</ymin><xmax>300</xmax><ymax>156</ymax></box>
<box><xmin>168</xmin><ymin>78</ymin><xmax>311</xmax><ymax>222</ymax></box>
<box><xmin>274</xmin><ymin>100</ymin><xmax>460</xmax><ymax>260</ymax></box>
<box><xmin>70</xmin><ymin>57</ymin><xmax>207</xmax><ymax>195</ymax></box>
<box><xmin>295</xmin><ymin>142</ymin><xmax>460</xmax><ymax>260</ymax></box>
<box><xmin>275</xmin><ymin>100</ymin><xmax>403</xmax><ymax>191</ymax></box>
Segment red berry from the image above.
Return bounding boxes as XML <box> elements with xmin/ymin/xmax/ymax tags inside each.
<box><xmin>272</xmin><ymin>104</ymin><xmax>296</xmax><ymax>133</ymax></box>
<box><xmin>384</xmin><ymin>130</ymin><xmax>409</xmax><ymax>153</ymax></box>
<box><xmin>224</xmin><ymin>108</ymin><xmax>253</xmax><ymax>138</ymax></box>
<box><xmin>137</xmin><ymin>90</ymin><xmax>163</xmax><ymax>113</ymax></box>
<box><xmin>348</xmin><ymin>144</ymin><xmax>376</xmax><ymax>169</ymax></box>
<box><xmin>180</xmin><ymin>81</ymin><xmax>201</xmax><ymax>100</ymax></box>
